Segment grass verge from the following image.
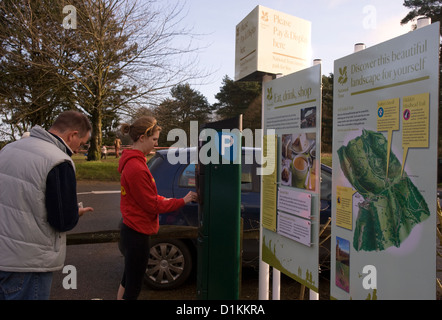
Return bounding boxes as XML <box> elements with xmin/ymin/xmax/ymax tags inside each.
<box><xmin>73</xmin><ymin>154</ymin><xmax>120</xmax><ymax>181</ymax></box>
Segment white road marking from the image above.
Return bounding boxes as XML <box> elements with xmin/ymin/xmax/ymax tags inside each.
<box><xmin>77</xmin><ymin>190</ymin><xmax>121</xmax><ymax>195</ymax></box>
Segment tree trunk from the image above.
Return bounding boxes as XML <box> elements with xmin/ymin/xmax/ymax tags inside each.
<box><xmin>87</xmin><ymin>106</ymin><xmax>102</xmax><ymax>161</ymax></box>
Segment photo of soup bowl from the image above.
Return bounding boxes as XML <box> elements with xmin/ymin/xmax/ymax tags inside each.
<box><xmin>290</xmin><ymin>154</ymin><xmax>309</xmax><ymax>188</ymax></box>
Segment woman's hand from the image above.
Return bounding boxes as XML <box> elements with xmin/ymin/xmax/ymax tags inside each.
<box><xmin>183</xmin><ymin>191</ymin><xmax>198</xmax><ymax>204</ymax></box>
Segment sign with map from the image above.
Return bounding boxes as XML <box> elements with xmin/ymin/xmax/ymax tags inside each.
<box><xmin>331</xmin><ymin>22</ymin><xmax>440</xmax><ymax>299</ymax></box>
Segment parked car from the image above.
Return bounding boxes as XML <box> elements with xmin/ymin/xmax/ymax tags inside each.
<box><xmin>135</xmin><ymin>147</ymin><xmax>332</xmax><ymax>290</ymax></box>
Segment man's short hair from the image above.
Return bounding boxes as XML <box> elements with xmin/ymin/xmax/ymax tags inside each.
<box><xmin>51</xmin><ymin>111</ymin><xmax>92</xmax><ymax>137</ymax></box>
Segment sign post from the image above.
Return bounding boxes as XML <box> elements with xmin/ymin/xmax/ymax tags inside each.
<box><xmin>235</xmin><ymin>5</ymin><xmax>312</xmax><ymax>300</ymax></box>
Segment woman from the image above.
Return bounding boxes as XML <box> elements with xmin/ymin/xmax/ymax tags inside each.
<box><xmin>116</xmin><ymin>116</ymin><xmax>197</xmax><ymax>300</ymax></box>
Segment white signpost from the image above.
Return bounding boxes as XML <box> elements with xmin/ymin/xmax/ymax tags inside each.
<box><xmin>235</xmin><ymin>5</ymin><xmax>311</xmax><ymax>81</ymax></box>
<box><xmin>331</xmin><ymin>22</ymin><xmax>440</xmax><ymax>300</ymax></box>
<box><xmin>235</xmin><ymin>5</ymin><xmax>313</xmax><ymax>300</ymax></box>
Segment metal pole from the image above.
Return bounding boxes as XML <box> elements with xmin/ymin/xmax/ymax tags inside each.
<box><xmin>259</xmin><ymin>74</ymin><xmax>273</xmax><ymax>300</ymax></box>
<box><xmin>270</xmin><ymin>73</ymin><xmax>283</xmax><ymax>300</ymax></box>
<box><xmin>272</xmin><ymin>268</ymin><xmax>281</xmax><ymax>299</ymax></box>
<box><xmin>310</xmin><ymin>58</ymin><xmax>322</xmax><ymax>301</ymax></box>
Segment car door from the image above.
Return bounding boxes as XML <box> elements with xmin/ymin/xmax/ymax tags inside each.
<box><xmin>171</xmin><ymin>162</ymin><xmax>199</xmax><ymax>227</ymax></box>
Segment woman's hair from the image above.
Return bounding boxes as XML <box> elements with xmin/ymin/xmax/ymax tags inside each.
<box><xmin>120</xmin><ymin>116</ymin><xmax>161</xmax><ymax>142</ymax></box>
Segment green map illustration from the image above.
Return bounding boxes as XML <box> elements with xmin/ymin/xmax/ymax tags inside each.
<box><xmin>337</xmin><ymin>130</ymin><xmax>430</xmax><ymax>251</ymax></box>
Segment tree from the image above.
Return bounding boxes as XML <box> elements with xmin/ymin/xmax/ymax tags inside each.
<box><xmin>153</xmin><ymin>83</ymin><xmax>213</xmax><ymax>147</ymax></box>
<box><xmin>321</xmin><ymin>73</ymin><xmax>334</xmax><ymax>153</ymax></box>
<box><xmin>401</xmin><ymin>0</ymin><xmax>442</xmax><ymax>157</ymax></box>
<box><xmin>0</xmin><ymin>0</ymin><xmax>77</xmax><ymax>140</ymax></box>
<box><xmin>213</xmin><ymin>75</ymin><xmax>262</xmax><ymax>131</ymax></box>
<box><xmin>242</xmin><ymin>95</ymin><xmax>262</xmax><ymax>133</ymax></box>
<box><xmin>401</xmin><ymin>0</ymin><xmax>442</xmax><ymax>28</ymax></box>
<box><xmin>68</xmin><ymin>0</ymin><xmax>208</xmax><ymax>160</ymax></box>
<box><xmin>0</xmin><ymin>0</ymin><xmax>208</xmax><ymax>159</ymax></box>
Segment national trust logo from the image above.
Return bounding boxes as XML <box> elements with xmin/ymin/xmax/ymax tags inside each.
<box><xmin>338</xmin><ymin>66</ymin><xmax>348</xmax><ymax>85</ymax></box>
<box><xmin>266</xmin><ymin>87</ymin><xmax>273</xmax><ymax>101</ymax></box>
<box><xmin>261</xmin><ymin>10</ymin><xmax>269</xmax><ymax>22</ymax></box>
<box><xmin>265</xmin><ymin>87</ymin><xmax>273</xmax><ymax>111</ymax></box>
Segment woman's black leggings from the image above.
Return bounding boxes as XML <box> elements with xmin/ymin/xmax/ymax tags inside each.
<box><xmin>120</xmin><ymin>223</ymin><xmax>150</xmax><ymax>300</ymax></box>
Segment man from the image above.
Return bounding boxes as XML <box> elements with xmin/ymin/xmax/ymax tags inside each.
<box><xmin>0</xmin><ymin>111</ymin><xmax>94</xmax><ymax>300</ymax></box>
<box><xmin>114</xmin><ymin>137</ymin><xmax>121</xmax><ymax>158</ymax></box>
<box><xmin>101</xmin><ymin>145</ymin><xmax>107</xmax><ymax>159</ymax></box>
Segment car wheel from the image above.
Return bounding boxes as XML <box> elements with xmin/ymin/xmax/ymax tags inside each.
<box><xmin>144</xmin><ymin>239</ymin><xmax>192</xmax><ymax>290</ymax></box>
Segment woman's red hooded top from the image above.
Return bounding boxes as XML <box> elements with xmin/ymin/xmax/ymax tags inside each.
<box><xmin>118</xmin><ymin>149</ymin><xmax>185</xmax><ymax>235</ymax></box>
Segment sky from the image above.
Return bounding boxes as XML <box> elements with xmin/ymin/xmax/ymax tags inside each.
<box><xmin>163</xmin><ymin>0</ymin><xmax>413</xmax><ymax>104</ymax></box>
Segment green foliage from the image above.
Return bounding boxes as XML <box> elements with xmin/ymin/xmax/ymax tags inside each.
<box><xmin>212</xmin><ymin>75</ymin><xmax>262</xmax><ymax>132</ymax></box>
<box><xmin>75</xmin><ymin>158</ymin><xmax>120</xmax><ymax>181</ymax></box>
<box><xmin>401</xmin><ymin>0</ymin><xmax>442</xmax><ymax>28</ymax></box>
<box><xmin>321</xmin><ymin>74</ymin><xmax>334</xmax><ymax>153</ymax></box>
<box><xmin>73</xmin><ymin>153</ymin><xmax>153</xmax><ymax>181</ymax></box>
<box><xmin>153</xmin><ymin>83</ymin><xmax>214</xmax><ymax>147</ymax></box>
<box><xmin>321</xmin><ymin>153</ymin><xmax>332</xmax><ymax>167</ymax></box>
<box><xmin>214</xmin><ymin>76</ymin><xmax>261</xmax><ymax>116</ymax></box>
<box><xmin>401</xmin><ymin>0</ymin><xmax>442</xmax><ymax>157</ymax></box>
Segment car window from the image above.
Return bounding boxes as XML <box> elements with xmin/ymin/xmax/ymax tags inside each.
<box><xmin>179</xmin><ymin>164</ymin><xmax>196</xmax><ymax>187</ymax></box>
<box><xmin>147</xmin><ymin>154</ymin><xmax>163</xmax><ymax>170</ymax></box>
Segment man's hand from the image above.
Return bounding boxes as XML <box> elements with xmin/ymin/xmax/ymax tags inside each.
<box><xmin>79</xmin><ymin>207</ymin><xmax>94</xmax><ymax>217</ymax></box>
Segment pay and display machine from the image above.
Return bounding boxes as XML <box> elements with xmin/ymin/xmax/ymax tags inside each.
<box><xmin>196</xmin><ymin>116</ymin><xmax>242</xmax><ymax>299</ymax></box>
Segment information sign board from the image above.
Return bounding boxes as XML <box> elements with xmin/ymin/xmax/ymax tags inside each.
<box><xmin>261</xmin><ymin>64</ymin><xmax>321</xmax><ymax>291</ymax></box>
<box><xmin>331</xmin><ymin>22</ymin><xmax>440</xmax><ymax>300</ymax></box>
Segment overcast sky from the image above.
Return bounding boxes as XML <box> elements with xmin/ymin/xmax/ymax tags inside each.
<box><xmin>163</xmin><ymin>0</ymin><xmax>413</xmax><ymax>104</ymax></box>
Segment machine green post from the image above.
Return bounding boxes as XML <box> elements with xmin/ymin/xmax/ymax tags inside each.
<box><xmin>196</xmin><ymin>116</ymin><xmax>242</xmax><ymax>299</ymax></box>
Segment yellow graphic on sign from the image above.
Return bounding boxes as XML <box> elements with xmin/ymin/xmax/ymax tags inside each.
<box><xmin>377</xmin><ymin>98</ymin><xmax>400</xmax><ymax>178</ymax></box>
<box><xmin>336</xmin><ymin>186</ymin><xmax>355</xmax><ymax>230</ymax></box>
<box><xmin>261</xmin><ymin>134</ymin><xmax>277</xmax><ymax>231</ymax></box>
<box><xmin>401</xmin><ymin>92</ymin><xmax>429</xmax><ymax>176</ymax></box>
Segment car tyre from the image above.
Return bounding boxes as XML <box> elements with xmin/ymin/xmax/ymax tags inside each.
<box><xmin>144</xmin><ymin>239</ymin><xmax>192</xmax><ymax>290</ymax></box>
